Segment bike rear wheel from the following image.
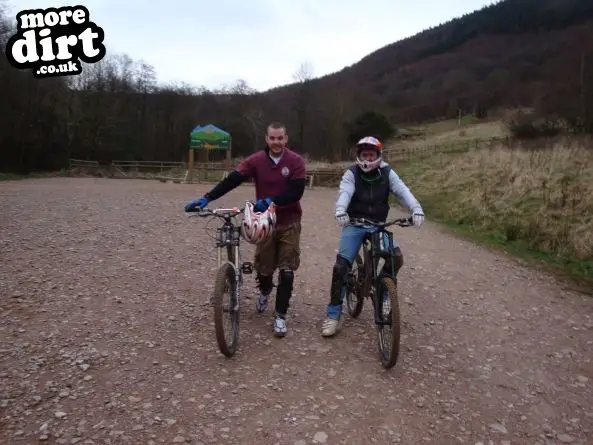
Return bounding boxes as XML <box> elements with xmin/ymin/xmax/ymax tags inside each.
<box><xmin>345</xmin><ymin>253</ymin><xmax>365</xmax><ymax>318</ymax></box>
<box><xmin>213</xmin><ymin>262</ymin><xmax>239</xmax><ymax>357</ymax></box>
<box><xmin>375</xmin><ymin>276</ymin><xmax>401</xmax><ymax>369</ymax></box>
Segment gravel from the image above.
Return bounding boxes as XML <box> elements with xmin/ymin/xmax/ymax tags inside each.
<box><xmin>1</xmin><ymin>177</ymin><xmax>592</xmax><ymax>444</ymax></box>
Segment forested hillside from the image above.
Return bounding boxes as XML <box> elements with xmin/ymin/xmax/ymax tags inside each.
<box><xmin>1</xmin><ymin>0</ymin><xmax>592</xmax><ymax>174</ymax></box>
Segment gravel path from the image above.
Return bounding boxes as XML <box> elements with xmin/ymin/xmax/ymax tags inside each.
<box><xmin>1</xmin><ymin>178</ymin><xmax>592</xmax><ymax>445</ymax></box>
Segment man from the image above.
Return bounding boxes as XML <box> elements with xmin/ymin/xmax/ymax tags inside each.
<box><xmin>184</xmin><ymin>122</ymin><xmax>307</xmax><ymax>338</ymax></box>
<box><xmin>321</xmin><ymin>136</ymin><xmax>425</xmax><ymax>337</ymax></box>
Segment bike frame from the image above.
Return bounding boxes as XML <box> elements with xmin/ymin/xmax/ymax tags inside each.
<box><xmin>351</xmin><ymin>216</ymin><xmax>412</xmax><ymax>325</ymax></box>
<box><xmin>363</xmin><ymin>230</ymin><xmax>397</xmax><ymax>281</ymax></box>
<box><xmin>189</xmin><ymin>206</ymin><xmax>253</xmax><ymax>309</ymax></box>
<box><xmin>188</xmin><ymin>203</ymin><xmax>264</xmax><ymax>357</ymax></box>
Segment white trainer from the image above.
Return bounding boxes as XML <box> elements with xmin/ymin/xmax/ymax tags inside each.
<box><xmin>321</xmin><ymin>315</ymin><xmax>344</xmax><ymax>337</ymax></box>
<box><xmin>256</xmin><ymin>293</ymin><xmax>269</xmax><ymax>312</ymax></box>
<box><xmin>274</xmin><ymin>316</ymin><xmax>287</xmax><ymax>337</ymax></box>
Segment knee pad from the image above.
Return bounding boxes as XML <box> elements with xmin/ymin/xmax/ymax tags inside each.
<box><xmin>332</xmin><ymin>255</ymin><xmax>351</xmax><ymax>279</ymax></box>
<box><xmin>330</xmin><ymin>255</ymin><xmax>351</xmax><ymax>305</ymax></box>
<box><xmin>276</xmin><ymin>269</ymin><xmax>294</xmax><ymax>316</ymax></box>
<box><xmin>278</xmin><ymin>268</ymin><xmax>294</xmax><ymax>288</ymax></box>
<box><xmin>256</xmin><ymin>273</ymin><xmax>273</xmax><ymax>295</ymax></box>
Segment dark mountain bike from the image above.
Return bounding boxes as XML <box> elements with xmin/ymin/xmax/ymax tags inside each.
<box><xmin>187</xmin><ymin>204</ymin><xmax>254</xmax><ymax>358</ymax></box>
<box><xmin>343</xmin><ymin>215</ymin><xmax>414</xmax><ymax>369</ymax></box>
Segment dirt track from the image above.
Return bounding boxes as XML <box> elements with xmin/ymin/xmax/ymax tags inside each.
<box><xmin>1</xmin><ymin>177</ymin><xmax>592</xmax><ymax>445</ymax></box>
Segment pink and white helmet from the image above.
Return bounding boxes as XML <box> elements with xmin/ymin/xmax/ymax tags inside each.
<box><xmin>242</xmin><ymin>201</ymin><xmax>276</xmax><ymax>245</ymax></box>
<box><xmin>355</xmin><ymin>136</ymin><xmax>383</xmax><ymax>172</ymax></box>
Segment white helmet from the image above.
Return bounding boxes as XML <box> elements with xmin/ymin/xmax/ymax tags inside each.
<box><xmin>242</xmin><ymin>201</ymin><xmax>276</xmax><ymax>245</ymax></box>
<box><xmin>355</xmin><ymin>136</ymin><xmax>383</xmax><ymax>173</ymax></box>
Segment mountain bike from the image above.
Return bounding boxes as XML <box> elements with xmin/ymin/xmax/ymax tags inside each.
<box><xmin>187</xmin><ymin>204</ymin><xmax>254</xmax><ymax>358</ymax></box>
<box><xmin>343</xmin><ymin>215</ymin><xmax>414</xmax><ymax>369</ymax></box>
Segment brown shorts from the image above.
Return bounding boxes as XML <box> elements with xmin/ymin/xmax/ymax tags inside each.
<box><xmin>253</xmin><ymin>221</ymin><xmax>301</xmax><ymax>275</ymax></box>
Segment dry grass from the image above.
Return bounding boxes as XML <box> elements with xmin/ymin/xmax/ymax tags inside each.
<box><xmin>393</xmin><ymin>119</ymin><xmax>508</xmax><ymax>150</ymax></box>
<box><xmin>196</xmin><ymin>117</ymin><xmax>508</xmax><ymax>171</ymax></box>
<box><xmin>396</xmin><ymin>138</ymin><xmax>593</xmax><ymax>275</ymax></box>
<box><xmin>306</xmin><ymin>160</ymin><xmax>351</xmax><ymax>170</ymax></box>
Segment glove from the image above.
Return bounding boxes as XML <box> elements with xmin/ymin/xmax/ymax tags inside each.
<box><xmin>335</xmin><ymin>211</ymin><xmax>349</xmax><ymax>227</ymax></box>
<box><xmin>254</xmin><ymin>197</ymin><xmax>273</xmax><ymax>212</ymax></box>
<box><xmin>412</xmin><ymin>211</ymin><xmax>424</xmax><ymax>227</ymax></box>
<box><xmin>184</xmin><ymin>196</ymin><xmax>209</xmax><ymax>212</ymax></box>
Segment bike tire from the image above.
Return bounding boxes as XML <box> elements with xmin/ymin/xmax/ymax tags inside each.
<box><xmin>376</xmin><ymin>276</ymin><xmax>401</xmax><ymax>369</ymax></box>
<box><xmin>346</xmin><ymin>253</ymin><xmax>365</xmax><ymax>318</ymax></box>
<box><xmin>213</xmin><ymin>262</ymin><xmax>239</xmax><ymax>357</ymax></box>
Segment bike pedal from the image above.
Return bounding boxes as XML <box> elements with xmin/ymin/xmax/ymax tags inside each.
<box><xmin>241</xmin><ymin>262</ymin><xmax>253</xmax><ymax>274</ymax></box>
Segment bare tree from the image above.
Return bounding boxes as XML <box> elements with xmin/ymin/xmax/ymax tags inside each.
<box><xmin>292</xmin><ymin>62</ymin><xmax>314</xmax><ymax>150</ymax></box>
<box><xmin>135</xmin><ymin>60</ymin><xmax>157</xmax><ymax>94</ymax></box>
<box><xmin>229</xmin><ymin>79</ymin><xmax>267</xmax><ymax>151</ymax></box>
<box><xmin>229</xmin><ymin>79</ymin><xmax>254</xmax><ymax>95</ymax></box>
<box><xmin>0</xmin><ymin>0</ymin><xmax>11</xmax><ymax>49</ymax></box>
<box><xmin>293</xmin><ymin>62</ymin><xmax>313</xmax><ymax>83</ymax></box>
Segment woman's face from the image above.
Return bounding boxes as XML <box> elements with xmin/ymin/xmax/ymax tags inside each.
<box><xmin>359</xmin><ymin>148</ymin><xmax>378</xmax><ymax>161</ymax></box>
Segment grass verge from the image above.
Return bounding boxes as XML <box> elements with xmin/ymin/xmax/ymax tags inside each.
<box><xmin>0</xmin><ymin>170</ymin><xmax>71</xmax><ymax>181</ymax></box>
<box><xmin>0</xmin><ymin>172</ymin><xmax>29</xmax><ymax>181</ymax></box>
<box><xmin>392</xmin><ymin>137</ymin><xmax>593</xmax><ymax>293</ymax></box>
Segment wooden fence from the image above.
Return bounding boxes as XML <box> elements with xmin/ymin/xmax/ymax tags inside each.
<box><xmin>66</xmin><ymin>136</ymin><xmax>515</xmax><ymax>186</ymax></box>
<box><xmin>68</xmin><ymin>159</ymin><xmax>99</xmax><ymax>169</ymax></box>
<box><xmin>304</xmin><ymin>169</ymin><xmax>343</xmax><ymax>187</ymax></box>
<box><xmin>384</xmin><ymin>136</ymin><xmax>509</xmax><ymax>162</ymax></box>
<box><xmin>111</xmin><ymin>160</ymin><xmax>186</xmax><ymax>173</ymax></box>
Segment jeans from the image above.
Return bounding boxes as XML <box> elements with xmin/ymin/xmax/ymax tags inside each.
<box><xmin>326</xmin><ymin>224</ymin><xmax>399</xmax><ymax>320</ymax></box>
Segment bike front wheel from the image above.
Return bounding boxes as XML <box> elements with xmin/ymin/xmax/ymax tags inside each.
<box><xmin>213</xmin><ymin>262</ymin><xmax>239</xmax><ymax>357</ymax></box>
<box><xmin>375</xmin><ymin>276</ymin><xmax>401</xmax><ymax>369</ymax></box>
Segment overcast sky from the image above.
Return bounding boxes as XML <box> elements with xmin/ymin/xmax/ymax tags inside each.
<box><xmin>6</xmin><ymin>0</ymin><xmax>492</xmax><ymax>91</ymax></box>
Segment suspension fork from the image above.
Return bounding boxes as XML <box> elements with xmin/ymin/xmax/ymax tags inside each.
<box><xmin>367</xmin><ymin>242</ymin><xmax>389</xmax><ymax>325</ymax></box>
<box><xmin>373</xmin><ymin>251</ymin><xmax>397</xmax><ymax>325</ymax></box>
<box><xmin>231</xmin><ymin>222</ymin><xmax>243</xmax><ymax>281</ymax></box>
<box><xmin>358</xmin><ymin>243</ymin><xmax>373</xmax><ymax>301</ymax></box>
<box><xmin>217</xmin><ymin>222</ymin><xmax>242</xmax><ymax>311</ymax></box>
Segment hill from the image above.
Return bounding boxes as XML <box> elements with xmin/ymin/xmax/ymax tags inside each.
<box><xmin>1</xmin><ymin>0</ymin><xmax>592</xmax><ymax>173</ymax></box>
<box><xmin>266</xmin><ymin>0</ymin><xmax>593</xmax><ymax>125</ymax></box>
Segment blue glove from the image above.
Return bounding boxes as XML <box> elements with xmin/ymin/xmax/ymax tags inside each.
<box><xmin>253</xmin><ymin>197</ymin><xmax>273</xmax><ymax>212</ymax></box>
<box><xmin>184</xmin><ymin>196</ymin><xmax>209</xmax><ymax>212</ymax></box>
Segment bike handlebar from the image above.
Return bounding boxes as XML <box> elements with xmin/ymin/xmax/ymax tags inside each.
<box><xmin>188</xmin><ymin>207</ymin><xmax>414</xmax><ymax>227</ymax></box>
<box><xmin>348</xmin><ymin>216</ymin><xmax>414</xmax><ymax>228</ymax></box>
<box><xmin>187</xmin><ymin>207</ymin><xmax>244</xmax><ymax>219</ymax></box>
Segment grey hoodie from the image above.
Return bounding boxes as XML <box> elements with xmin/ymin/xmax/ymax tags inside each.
<box><xmin>335</xmin><ymin>161</ymin><xmax>423</xmax><ymax>215</ymax></box>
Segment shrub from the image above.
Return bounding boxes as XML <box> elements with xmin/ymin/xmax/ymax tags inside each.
<box><xmin>346</xmin><ymin>111</ymin><xmax>396</xmax><ymax>145</ymax></box>
<box><xmin>504</xmin><ymin>110</ymin><xmax>562</xmax><ymax>139</ymax></box>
